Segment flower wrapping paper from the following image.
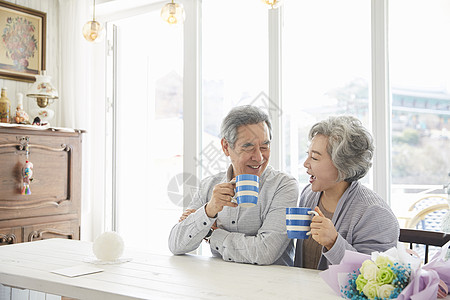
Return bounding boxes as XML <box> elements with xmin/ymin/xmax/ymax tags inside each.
<box><xmin>320</xmin><ymin>240</ymin><xmax>450</xmax><ymax>299</ymax></box>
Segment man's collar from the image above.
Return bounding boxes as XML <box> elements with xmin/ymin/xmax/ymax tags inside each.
<box><xmin>225</xmin><ymin>164</ymin><xmax>271</xmax><ymax>182</ymax></box>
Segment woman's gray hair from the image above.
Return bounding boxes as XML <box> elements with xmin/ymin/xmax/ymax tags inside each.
<box><xmin>220</xmin><ymin>105</ymin><xmax>272</xmax><ymax>149</ymax></box>
<box><xmin>309</xmin><ymin>115</ymin><xmax>374</xmax><ymax>182</ymax></box>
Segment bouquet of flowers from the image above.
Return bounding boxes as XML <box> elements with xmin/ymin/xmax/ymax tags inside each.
<box><xmin>321</xmin><ymin>240</ymin><xmax>450</xmax><ymax>300</ymax></box>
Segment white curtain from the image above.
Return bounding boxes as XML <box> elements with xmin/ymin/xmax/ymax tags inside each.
<box><xmin>58</xmin><ymin>0</ymin><xmax>95</xmax><ymax>241</ymax></box>
<box><xmin>58</xmin><ymin>0</ymin><xmax>90</xmax><ymax>129</ymax></box>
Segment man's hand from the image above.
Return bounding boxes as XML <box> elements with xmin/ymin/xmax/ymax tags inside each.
<box><xmin>178</xmin><ymin>209</ymin><xmax>196</xmax><ymax>222</ymax></box>
<box><xmin>310</xmin><ymin>206</ymin><xmax>338</xmax><ymax>250</ymax></box>
<box><xmin>205</xmin><ymin>181</ymin><xmax>238</xmax><ymax>218</ymax></box>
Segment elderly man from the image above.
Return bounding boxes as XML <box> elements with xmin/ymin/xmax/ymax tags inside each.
<box><xmin>168</xmin><ymin>105</ymin><xmax>299</xmax><ymax>266</ymax></box>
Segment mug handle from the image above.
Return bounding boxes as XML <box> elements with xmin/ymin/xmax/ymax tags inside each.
<box><xmin>230</xmin><ymin>179</ymin><xmax>237</xmax><ymax>203</ymax></box>
<box><xmin>306</xmin><ymin>210</ymin><xmax>319</xmax><ymax>236</ymax></box>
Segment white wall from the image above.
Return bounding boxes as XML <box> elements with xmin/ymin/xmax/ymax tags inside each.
<box><xmin>0</xmin><ymin>0</ymin><xmax>61</xmax><ymax>126</ymax></box>
<box><xmin>0</xmin><ymin>1</ymin><xmax>103</xmax><ymax>244</ymax></box>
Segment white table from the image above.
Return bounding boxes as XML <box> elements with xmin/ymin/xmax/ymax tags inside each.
<box><xmin>0</xmin><ymin>239</ymin><xmax>339</xmax><ymax>300</ymax></box>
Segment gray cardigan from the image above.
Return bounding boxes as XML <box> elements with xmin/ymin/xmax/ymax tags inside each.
<box><xmin>168</xmin><ymin>165</ymin><xmax>299</xmax><ymax>266</ymax></box>
<box><xmin>294</xmin><ymin>181</ymin><xmax>399</xmax><ymax>270</ymax></box>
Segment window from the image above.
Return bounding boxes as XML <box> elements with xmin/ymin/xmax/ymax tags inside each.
<box><xmin>201</xmin><ymin>0</ymin><xmax>269</xmax><ymax>179</ymax></box>
<box><xmin>281</xmin><ymin>0</ymin><xmax>371</xmax><ymax>185</ymax></box>
<box><xmin>107</xmin><ymin>9</ymin><xmax>184</xmax><ymax>254</ymax></box>
<box><xmin>389</xmin><ymin>0</ymin><xmax>450</xmax><ymax>227</ymax></box>
<box><xmin>101</xmin><ymin>0</ymin><xmax>450</xmax><ymax>256</ymax></box>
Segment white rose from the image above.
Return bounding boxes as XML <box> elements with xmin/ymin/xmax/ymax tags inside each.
<box><xmin>362</xmin><ymin>281</ymin><xmax>379</xmax><ymax>299</ymax></box>
<box><xmin>375</xmin><ymin>255</ymin><xmax>394</xmax><ymax>268</ymax></box>
<box><xmin>360</xmin><ymin>260</ymin><xmax>379</xmax><ymax>281</ymax></box>
<box><xmin>378</xmin><ymin>284</ymin><xmax>395</xmax><ymax>299</ymax></box>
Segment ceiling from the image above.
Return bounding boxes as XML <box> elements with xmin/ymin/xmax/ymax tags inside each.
<box><xmin>96</xmin><ymin>0</ymin><xmax>166</xmax><ymax>17</ymax></box>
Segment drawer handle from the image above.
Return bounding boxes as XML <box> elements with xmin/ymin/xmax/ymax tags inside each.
<box><xmin>0</xmin><ymin>233</ymin><xmax>17</xmax><ymax>244</ymax></box>
<box><xmin>28</xmin><ymin>229</ymin><xmax>74</xmax><ymax>241</ymax></box>
<box><xmin>18</xmin><ymin>143</ymin><xmax>72</xmax><ymax>152</ymax></box>
<box><xmin>0</xmin><ymin>143</ymin><xmax>71</xmax><ymax>152</ymax></box>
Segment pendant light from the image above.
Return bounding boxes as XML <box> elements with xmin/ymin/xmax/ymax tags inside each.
<box><xmin>262</xmin><ymin>0</ymin><xmax>282</xmax><ymax>9</ymax></box>
<box><xmin>83</xmin><ymin>0</ymin><xmax>103</xmax><ymax>42</ymax></box>
<box><xmin>161</xmin><ymin>0</ymin><xmax>185</xmax><ymax>25</ymax></box>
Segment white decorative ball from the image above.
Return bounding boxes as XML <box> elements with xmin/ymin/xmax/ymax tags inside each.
<box><xmin>92</xmin><ymin>231</ymin><xmax>124</xmax><ymax>261</ymax></box>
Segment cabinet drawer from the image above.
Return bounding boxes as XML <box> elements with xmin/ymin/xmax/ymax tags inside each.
<box><xmin>0</xmin><ymin>226</ymin><xmax>21</xmax><ymax>245</ymax></box>
<box><xmin>23</xmin><ymin>220</ymin><xmax>79</xmax><ymax>242</ymax></box>
<box><xmin>0</xmin><ymin>130</ymin><xmax>81</xmax><ymax>220</ymax></box>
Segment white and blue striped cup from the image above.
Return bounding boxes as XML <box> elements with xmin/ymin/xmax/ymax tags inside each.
<box><xmin>286</xmin><ymin>207</ymin><xmax>319</xmax><ymax>239</ymax></box>
<box><xmin>235</xmin><ymin>174</ymin><xmax>259</xmax><ymax>207</ymax></box>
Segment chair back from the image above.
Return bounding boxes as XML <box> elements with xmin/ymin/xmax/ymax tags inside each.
<box><xmin>405</xmin><ymin>195</ymin><xmax>449</xmax><ymax>230</ymax></box>
<box><xmin>399</xmin><ymin>228</ymin><xmax>450</xmax><ymax>263</ymax></box>
<box><xmin>408</xmin><ymin>195</ymin><xmax>448</xmax><ymax>211</ymax></box>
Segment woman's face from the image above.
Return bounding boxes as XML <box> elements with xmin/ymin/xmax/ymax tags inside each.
<box><xmin>303</xmin><ymin>134</ymin><xmax>340</xmax><ymax>193</ymax></box>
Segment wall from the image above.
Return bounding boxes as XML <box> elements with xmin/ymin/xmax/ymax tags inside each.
<box><xmin>0</xmin><ymin>2</ymin><xmax>62</xmax><ymax>298</ymax></box>
<box><xmin>0</xmin><ymin>0</ymin><xmax>60</xmax><ymax>126</ymax></box>
<box><xmin>0</xmin><ymin>0</ymin><xmax>101</xmax><ymax>246</ymax></box>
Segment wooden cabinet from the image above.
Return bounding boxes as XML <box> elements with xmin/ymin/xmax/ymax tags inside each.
<box><xmin>0</xmin><ymin>126</ymin><xmax>83</xmax><ymax>246</ymax></box>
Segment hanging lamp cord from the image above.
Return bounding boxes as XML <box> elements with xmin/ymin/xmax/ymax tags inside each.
<box><xmin>93</xmin><ymin>0</ymin><xmax>96</xmax><ymax>21</ymax></box>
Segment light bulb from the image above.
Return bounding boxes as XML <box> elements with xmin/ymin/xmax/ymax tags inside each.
<box><xmin>262</xmin><ymin>0</ymin><xmax>282</xmax><ymax>9</ymax></box>
<box><xmin>83</xmin><ymin>20</ymin><xmax>103</xmax><ymax>42</ymax></box>
<box><xmin>161</xmin><ymin>2</ymin><xmax>185</xmax><ymax>25</ymax></box>
<box><xmin>168</xmin><ymin>15</ymin><xmax>177</xmax><ymax>24</ymax></box>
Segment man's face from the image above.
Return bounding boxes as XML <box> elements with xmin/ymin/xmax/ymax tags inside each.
<box><xmin>222</xmin><ymin>122</ymin><xmax>271</xmax><ymax>177</ymax></box>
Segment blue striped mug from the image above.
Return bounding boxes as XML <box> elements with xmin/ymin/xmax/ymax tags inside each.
<box><xmin>286</xmin><ymin>207</ymin><xmax>319</xmax><ymax>239</ymax></box>
<box><xmin>235</xmin><ymin>174</ymin><xmax>259</xmax><ymax>207</ymax></box>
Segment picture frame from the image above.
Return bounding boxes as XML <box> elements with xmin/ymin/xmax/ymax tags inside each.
<box><xmin>0</xmin><ymin>1</ymin><xmax>46</xmax><ymax>82</ymax></box>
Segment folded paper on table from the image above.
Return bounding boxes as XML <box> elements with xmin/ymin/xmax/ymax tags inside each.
<box><xmin>51</xmin><ymin>265</ymin><xmax>104</xmax><ymax>277</ymax></box>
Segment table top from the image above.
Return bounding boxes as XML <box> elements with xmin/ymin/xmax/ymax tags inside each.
<box><xmin>0</xmin><ymin>239</ymin><xmax>339</xmax><ymax>300</ymax></box>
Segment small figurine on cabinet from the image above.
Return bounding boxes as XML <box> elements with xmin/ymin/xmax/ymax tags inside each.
<box><xmin>0</xmin><ymin>87</ymin><xmax>11</xmax><ymax>123</ymax></box>
<box><xmin>15</xmin><ymin>93</ymin><xmax>30</xmax><ymax>124</ymax></box>
<box><xmin>21</xmin><ymin>160</ymin><xmax>33</xmax><ymax>195</ymax></box>
<box><xmin>32</xmin><ymin>116</ymin><xmax>41</xmax><ymax>126</ymax></box>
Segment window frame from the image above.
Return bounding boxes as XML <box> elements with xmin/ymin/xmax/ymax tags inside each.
<box><xmin>184</xmin><ymin>0</ymin><xmax>390</xmax><ymax>204</ymax></box>
<box><xmin>102</xmin><ymin>0</ymin><xmax>393</xmax><ymax>234</ymax></box>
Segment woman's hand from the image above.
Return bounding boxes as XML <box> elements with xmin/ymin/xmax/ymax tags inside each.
<box><xmin>178</xmin><ymin>209</ymin><xmax>196</xmax><ymax>222</ymax></box>
<box><xmin>310</xmin><ymin>206</ymin><xmax>338</xmax><ymax>250</ymax></box>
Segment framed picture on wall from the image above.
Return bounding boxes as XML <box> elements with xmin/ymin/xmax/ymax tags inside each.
<box><xmin>0</xmin><ymin>1</ymin><xmax>46</xmax><ymax>82</ymax></box>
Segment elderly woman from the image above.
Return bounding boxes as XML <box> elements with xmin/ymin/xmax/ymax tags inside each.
<box><xmin>294</xmin><ymin>115</ymin><xmax>399</xmax><ymax>270</ymax></box>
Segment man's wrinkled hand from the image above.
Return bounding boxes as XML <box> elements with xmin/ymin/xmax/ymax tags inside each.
<box><xmin>205</xmin><ymin>181</ymin><xmax>237</xmax><ymax>218</ymax></box>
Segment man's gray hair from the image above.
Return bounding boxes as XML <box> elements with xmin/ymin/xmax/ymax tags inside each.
<box><xmin>309</xmin><ymin>115</ymin><xmax>374</xmax><ymax>182</ymax></box>
<box><xmin>220</xmin><ymin>105</ymin><xmax>272</xmax><ymax>149</ymax></box>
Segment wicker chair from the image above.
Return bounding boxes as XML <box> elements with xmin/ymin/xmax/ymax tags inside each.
<box><xmin>405</xmin><ymin>195</ymin><xmax>449</xmax><ymax>231</ymax></box>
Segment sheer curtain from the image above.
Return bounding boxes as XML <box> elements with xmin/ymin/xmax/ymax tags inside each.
<box><xmin>58</xmin><ymin>0</ymin><xmax>98</xmax><ymax>241</ymax></box>
<box><xmin>58</xmin><ymin>0</ymin><xmax>90</xmax><ymax>129</ymax></box>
